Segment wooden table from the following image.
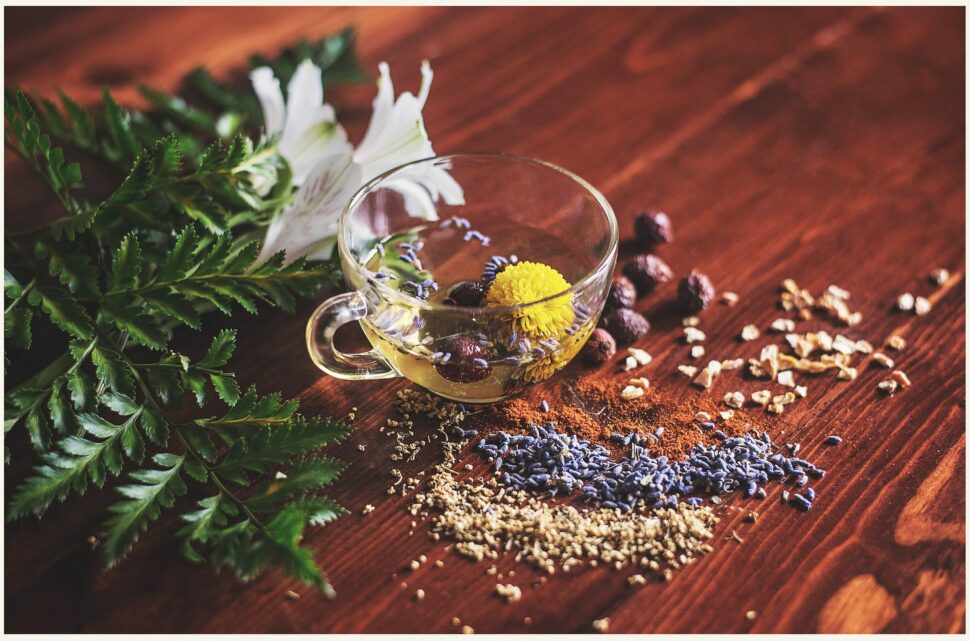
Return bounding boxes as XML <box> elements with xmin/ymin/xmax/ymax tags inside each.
<box><xmin>5</xmin><ymin>6</ymin><xmax>965</xmax><ymax>634</ymax></box>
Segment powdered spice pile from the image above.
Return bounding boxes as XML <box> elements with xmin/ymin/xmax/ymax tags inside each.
<box><xmin>474</xmin><ymin>373</ymin><xmax>769</xmax><ymax>460</ymax></box>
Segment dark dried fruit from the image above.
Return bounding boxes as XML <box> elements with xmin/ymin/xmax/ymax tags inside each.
<box><xmin>634</xmin><ymin>211</ymin><xmax>673</xmax><ymax>247</ymax></box>
<box><xmin>603</xmin><ymin>308</ymin><xmax>650</xmax><ymax>345</ymax></box>
<box><xmin>678</xmin><ymin>270</ymin><xmax>716</xmax><ymax>314</ymax></box>
<box><xmin>582</xmin><ymin>328</ymin><xmax>617</xmax><ymax>364</ymax></box>
<box><xmin>622</xmin><ymin>254</ymin><xmax>673</xmax><ymax>295</ymax></box>
<box><xmin>435</xmin><ymin>336</ymin><xmax>492</xmax><ymax>383</ymax></box>
<box><xmin>605</xmin><ymin>274</ymin><xmax>637</xmax><ymax>311</ymax></box>
<box><xmin>443</xmin><ymin>280</ymin><xmax>484</xmax><ymax>307</ymax></box>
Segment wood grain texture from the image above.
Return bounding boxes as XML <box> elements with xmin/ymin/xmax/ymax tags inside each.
<box><xmin>4</xmin><ymin>6</ymin><xmax>965</xmax><ymax>634</ymax></box>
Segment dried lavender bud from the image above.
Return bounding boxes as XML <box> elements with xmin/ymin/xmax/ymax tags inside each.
<box><xmin>634</xmin><ymin>211</ymin><xmax>673</xmax><ymax>248</ymax></box>
<box><xmin>582</xmin><ymin>328</ymin><xmax>617</xmax><ymax>364</ymax></box>
<box><xmin>443</xmin><ymin>280</ymin><xmax>484</xmax><ymax>307</ymax></box>
<box><xmin>435</xmin><ymin>336</ymin><xmax>492</xmax><ymax>383</ymax></box>
<box><xmin>605</xmin><ymin>274</ymin><xmax>637</xmax><ymax>311</ymax></box>
<box><xmin>603</xmin><ymin>308</ymin><xmax>650</xmax><ymax>345</ymax></box>
<box><xmin>622</xmin><ymin>254</ymin><xmax>673</xmax><ymax>295</ymax></box>
<box><xmin>678</xmin><ymin>270</ymin><xmax>716</xmax><ymax>314</ymax></box>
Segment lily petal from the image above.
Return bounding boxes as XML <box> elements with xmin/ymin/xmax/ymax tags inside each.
<box><xmin>250</xmin><ymin>66</ymin><xmax>285</xmax><ymax>137</ymax></box>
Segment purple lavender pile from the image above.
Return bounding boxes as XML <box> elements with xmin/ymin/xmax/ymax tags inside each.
<box><xmin>477</xmin><ymin>423</ymin><xmax>825</xmax><ymax>512</ymax></box>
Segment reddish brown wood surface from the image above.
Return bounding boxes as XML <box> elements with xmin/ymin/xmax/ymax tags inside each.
<box><xmin>4</xmin><ymin>6</ymin><xmax>965</xmax><ymax>634</ymax></box>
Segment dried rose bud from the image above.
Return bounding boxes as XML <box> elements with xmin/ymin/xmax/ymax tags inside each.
<box><xmin>622</xmin><ymin>254</ymin><xmax>673</xmax><ymax>295</ymax></box>
<box><xmin>435</xmin><ymin>336</ymin><xmax>491</xmax><ymax>383</ymax></box>
<box><xmin>443</xmin><ymin>280</ymin><xmax>484</xmax><ymax>307</ymax></box>
<box><xmin>678</xmin><ymin>270</ymin><xmax>715</xmax><ymax>314</ymax></box>
<box><xmin>634</xmin><ymin>211</ymin><xmax>673</xmax><ymax>248</ymax></box>
<box><xmin>603</xmin><ymin>308</ymin><xmax>650</xmax><ymax>345</ymax></box>
<box><xmin>582</xmin><ymin>328</ymin><xmax>617</xmax><ymax>364</ymax></box>
<box><xmin>605</xmin><ymin>274</ymin><xmax>637</xmax><ymax>311</ymax></box>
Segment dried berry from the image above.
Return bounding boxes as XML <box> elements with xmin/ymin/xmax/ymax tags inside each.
<box><xmin>678</xmin><ymin>270</ymin><xmax>715</xmax><ymax>314</ymax></box>
<box><xmin>634</xmin><ymin>211</ymin><xmax>673</xmax><ymax>247</ymax></box>
<box><xmin>603</xmin><ymin>308</ymin><xmax>650</xmax><ymax>345</ymax></box>
<box><xmin>582</xmin><ymin>328</ymin><xmax>617</xmax><ymax>364</ymax></box>
<box><xmin>443</xmin><ymin>280</ymin><xmax>484</xmax><ymax>307</ymax></box>
<box><xmin>622</xmin><ymin>254</ymin><xmax>673</xmax><ymax>295</ymax></box>
<box><xmin>605</xmin><ymin>274</ymin><xmax>637</xmax><ymax>311</ymax></box>
<box><xmin>435</xmin><ymin>336</ymin><xmax>492</xmax><ymax>383</ymax></box>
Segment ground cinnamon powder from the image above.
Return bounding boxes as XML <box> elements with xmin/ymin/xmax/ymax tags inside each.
<box><xmin>472</xmin><ymin>372</ymin><xmax>769</xmax><ymax>461</ymax></box>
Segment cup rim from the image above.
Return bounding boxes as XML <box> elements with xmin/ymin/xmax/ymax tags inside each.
<box><xmin>337</xmin><ymin>152</ymin><xmax>618</xmax><ymax>313</ymax></box>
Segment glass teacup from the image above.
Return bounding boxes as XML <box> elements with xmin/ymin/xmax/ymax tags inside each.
<box><xmin>306</xmin><ymin>153</ymin><xmax>617</xmax><ymax>403</ymax></box>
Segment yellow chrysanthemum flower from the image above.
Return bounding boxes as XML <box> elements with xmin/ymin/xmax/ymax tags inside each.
<box><xmin>484</xmin><ymin>261</ymin><xmax>575</xmax><ymax>339</ymax></box>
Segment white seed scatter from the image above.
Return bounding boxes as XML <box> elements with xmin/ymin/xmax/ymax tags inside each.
<box><xmin>622</xmin><ymin>355</ymin><xmax>639</xmax><ymax>371</ymax></box>
<box><xmin>794</xmin><ymin>385</ymin><xmax>808</xmax><ymax>398</ymax></box>
<box><xmin>746</xmin><ymin>610</ymin><xmax>758</xmax><ymax>621</ymax></box>
<box><xmin>495</xmin><ymin>583</ymin><xmax>522</xmax><ymax>603</ymax></box>
<box><xmin>362</xmin><ymin>504</ymin><xmax>375</xmax><ymax>514</ymax></box>
<box><xmin>750</xmin><ymin>390</ymin><xmax>771</xmax><ymax>407</ymax></box>
<box><xmin>684</xmin><ymin>327</ymin><xmax>707</xmax><ymax>343</ymax></box>
<box><xmin>930</xmin><ymin>268</ymin><xmax>949</xmax><ymax>286</ymax></box>
<box><xmin>628</xmin><ymin>574</ymin><xmax>648</xmax><ymax>586</ymax></box>
<box><xmin>628</xmin><ymin>347</ymin><xmax>653</xmax><ymax>366</ymax></box>
<box><xmin>719</xmin><ymin>410</ymin><xmax>735</xmax><ymax>421</ymax></box>
<box><xmin>897</xmin><ymin>292</ymin><xmax>915</xmax><ymax>311</ymax></box>
<box><xmin>722</xmin><ymin>292</ymin><xmax>739</xmax><ymax>306</ymax></box>
<box><xmin>770</xmin><ymin>318</ymin><xmax>796</xmax><ymax>333</ymax></box>
<box><xmin>414</xmin><ymin>589</ymin><xmax>426</xmax><ymax>601</ymax></box>
<box><xmin>593</xmin><ymin>618</ymin><xmax>611</xmax><ymax>633</ymax></box>
<box><xmin>694</xmin><ymin>411</ymin><xmax>712</xmax><ymax>422</ymax></box>
<box><xmin>720</xmin><ymin>358</ymin><xmax>744</xmax><ymax>370</ymax></box>
<box><xmin>872</xmin><ymin>352</ymin><xmax>894</xmax><ymax>368</ymax></box>
<box><xmin>678</xmin><ymin>364</ymin><xmax>699</xmax><ymax>378</ymax></box>
<box><xmin>837</xmin><ymin>366</ymin><xmax>858</xmax><ymax>381</ymax></box>
<box><xmin>878</xmin><ymin>379</ymin><xmax>899</xmax><ymax>395</ymax></box>
<box><xmin>682</xmin><ymin>316</ymin><xmax>700</xmax><ymax>328</ymax></box>
<box><xmin>693</xmin><ymin>360</ymin><xmax>722</xmax><ymax>390</ymax></box>
<box><xmin>462</xmin><ymin>625</ymin><xmax>474</xmax><ymax>634</ymax></box>
<box><xmin>914</xmin><ymin>296</ymin><xmax>932</xmax><ymax>316</ymax></box>
<box><xmin>740</xmin><ymin>325</ymin><xmax>760</xmax><ymax>341</ymax></box>
<box><xmin>690</xmin><ymin>345</ymin><xmax>706</xmax><ymax>359</ymax></box>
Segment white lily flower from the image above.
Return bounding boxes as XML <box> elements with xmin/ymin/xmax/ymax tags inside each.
<box><xmin>250</xmin><ymin>59</ymin><xmax>351</xmax><ymax>186</ymax></box>
<box><xmin>257</xmin><ymin>60</ymin><xmax>464</xmax><ymax>263</ymax></box>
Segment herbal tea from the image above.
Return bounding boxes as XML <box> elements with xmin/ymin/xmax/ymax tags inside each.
<box><xmin>359</xmin><ymin>215</ymin><xmax>600</xmax><ymax>402</ymax></box>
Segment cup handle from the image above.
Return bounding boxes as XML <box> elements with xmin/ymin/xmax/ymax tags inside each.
<box><xmin>305</xmin><ymin>291</ymin><xmax>399</xmax><ymax>380</ymax></box>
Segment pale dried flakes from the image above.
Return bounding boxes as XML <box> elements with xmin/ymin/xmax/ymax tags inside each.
<box><xmin>767</xmin><ymin>403</ymin><xmax>786</xmax><ymax>415</ymax></box>
<box><xmin>878</xmin><ymin>379</ymin><xmax>899</xmax><ymax>395</ymax></box>
<box><xmin>629</xmin><ymin>347</ymin><xmax>653</xmax><ymax>366</ymax></box>
<box><xmin>914</xmin><ymin>296</ymin><xmax>932</xmax><ymax>316</ymax></box>
<box><xmin>740</xmin><ymin>325</ymin><xmax>760</xmax><ymax>341</ymax></box>
<box><xmin>719</xmin><ymin>410</ymin><xmax>735</xmax><ymax>421</ymax></box>
<box><xmin>678</xmin><ymin>364</ymin><xmax>699</xmax><ymax>378</ymax></box>
<box><xmin>682</xmin><ymin>316</ymin><xmax>700</xmax><ymax>328</ymax></box>
<box><xmin>777</xmin><ymin>370</ymin><xmax>796</xmax><ymax>388</ymax></box>
<box><xmin>794</xmin><ymin>385</ymin><xmax>808</xmax><ymax>398</ymax></box>
<box><xmin>771</xmin><ymin>318</ymin><xmax>796</xmax><ymax>333</ymax></box>
<box><xmin>462</xmin><ymin>625</ymin><xmax>475</xmax><ymax>635</ymax></box>
<box><xmin>621</xmin><ymin>385</ymin><xmax>645</xmax><ymax>401</ymax></box>
<box><xmin>887</xmin><ymin>334</ymin><xmax>906</xmax><ymax>350</ymax></box>
<box><xmin>684</xmin><ymin>327</ymin><xmax>707</xmax><ymax>343</ymax></box>
<box><xmin>846</xmin><ymin>311</ymin><xmax>863</xmax><ymax>326</ymax></box>
<box><xmin>746</xmin><ymin>610</ymin><xmax>758</xmax><ymax>621</ymax></box>
<box><xmin>622</xmin><ymin>355</ymin><xmax>638</xmax><ymax>371</ymax></box>
<box><xmin>832</xmin><ymin>334</ymin><xmax>857</xmax><ymax>355</ymax></box>
<box><xmin>772</xmin><ymin>392</ymin><xmax>797</xmax><ymax>406</ymax></box>
<box><xmin>930</xmin><ymin>268</ymin><xmax>950</xmax><ymax>286</ymax></box>
<box><xmin>415</xmin><ymin>589</ymin><xmax>426</xmax><ymax>601</ymax></box>
<box><xmin>722</xmin><ymin>291</ymin><xmax>739</xmax><ymax>306</ymax></box>
<box><xmin>285</xmin><ymin>589</ymin><xmax>301</xmax><ymax>601</ymax></box>
<box><xmin>872</xmin><ymin>352</ymin><xmax>894</xmax><ymax>368</ymax></box>
<box><xmin>855</xmin><ymin>339</ymin><xmax>873</xmax><ymax>354</ymax></box>
<box><xmin>723</xmin><ymin>391</ymin><xmax>745</xmax><ymax>409</ymax></box>
<box><xmin>690</xmin><ymin>345</ymin><xmax>706</xmax><ymax>359</ymax></box>
<box><xmin>628</xmin><ymin>574</ymin><xmax>648</xmax><ymax>586</ymax></box>
<box><xmin>781</xmin><ymin>278</ymin><xmax>799</xmax><ymax>294</ymax></box>
<box><xmin>694</xmin><ymin>411</ymin><xmax>712</xmax><ymax>422</ymax></box>
<box><xmin>593</xmin><ymin>618</ymin><xmax>610</xmax><ymax>633</ymax></box>
<box><xmin>837</xmin><ymin>366</ymin><xmax>858</xmax><ymax>381</ymax></box>
<box><xmin>891</xmin><ymin>370</ymin><xmax>912</xmax><ymax>388</ymax></box>
<box><xmin>750</xmin><ymin>390</ymin><xmax>771</xmax><ymax>406</ymax></box>
<box><xmin>897</xmin><ymin>292</ymin><xmax>915</xmax><ymax>311</ymax></box>
<box><xmin>362</xmin><ymin>504</ymin><xmax>375</xmax><ymax>514</ymax></box>
<box><xmin>628</xmin><ymin>377</ymin><xmax>650</xmax><ymax>390</ymax></box>
<box><xmin>827</xmin><ymin>284</ymin><xmax>851</xmax><ymax>300</ymax></box>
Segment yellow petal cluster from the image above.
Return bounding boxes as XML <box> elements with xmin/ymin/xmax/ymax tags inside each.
<box><xmin>484</xmin><ymin>261</ymin><xmax>574</xmax><ymax>339</ymax></box>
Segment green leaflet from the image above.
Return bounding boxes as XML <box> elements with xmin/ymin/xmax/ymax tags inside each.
<box><xmin>4</xmin><ymin>28</ymin><xmax>364</xmax><ymax>595</ymax></box>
